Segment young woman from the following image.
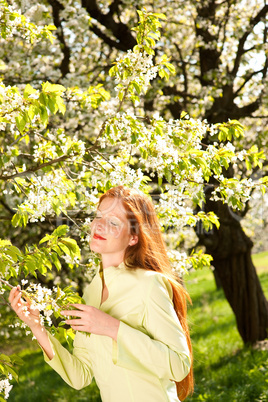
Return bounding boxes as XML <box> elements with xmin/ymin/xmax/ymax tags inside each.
<box><xmin>9</xmin><ymin>186</ymin><xmax>194</xmax><ymax>401</ymax></box>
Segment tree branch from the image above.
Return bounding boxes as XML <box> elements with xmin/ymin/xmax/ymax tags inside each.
<box><xmin>0</xmin><ymin>154</ymin><xmax>78</xmax><ymax>181</ymax></box>
<box><xmin>234</xmin><ymin>68</ymin><xmax>267</xmax><ymax>97</ymax></box>
<box><xmin>174</xmin><ymin>43</ymin><xmax>189</xmax><ymax>110</ymax></box>
<box><xmin>47</xmin><ymin>0</ymin><xmax>71</xmax><ymax>79</ymax></box>
<box><xmin>81</xmin><ymin>0</ymin><xmax>136</xmax><ymax>51</ymax></box>
<box><xmin>231</xmin><ymin>5</ymin><xmax>268</xmax><ymax>77</ymax></box>
<box><xmin>89</xmin><ymin>23</ymin><xmax>130</xmax><ymax>51</ymax></box>
<box><xmin>0</xmin><ymin>278</ymin><xmax>13</xmax><ymax>289</ymax></box>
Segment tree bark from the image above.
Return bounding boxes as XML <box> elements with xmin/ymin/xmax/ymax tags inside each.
<box><xmin>199</xmin><ymin>199</ymin><xmax>268</xmax><ymax>344</ymax></box>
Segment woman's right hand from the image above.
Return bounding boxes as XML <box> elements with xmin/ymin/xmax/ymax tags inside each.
<box><xmin>8</xmin><ymin>286</ymin><xmax>41</xmax><ymax>330</ymax></box>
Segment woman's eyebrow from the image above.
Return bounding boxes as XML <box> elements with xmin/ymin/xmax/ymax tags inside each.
<box><xmin>97</xmin><ymin>210</ymin><xmax>123</xmax><ymax>220</ymax></box>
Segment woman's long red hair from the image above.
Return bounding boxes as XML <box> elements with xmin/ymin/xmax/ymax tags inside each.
<box><xmin>99</xmin><ymin>186</ymin><xmax>194</xmax><ymax>400</ymax></box>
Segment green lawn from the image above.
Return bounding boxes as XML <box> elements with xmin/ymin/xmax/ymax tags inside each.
<box><xmin>3</xmin><ymin>253</ymin><xmax>268</xmax><ymax>401</ymax></box>
<box><xmin>252</xmin><ymin>251</ymin><xmax>268</xmax><ymax>273</ymax></box>
<box><xmin>185</xmin><ymin>267</ymin><xmax>268</xmax><ymax>402</ymax></box>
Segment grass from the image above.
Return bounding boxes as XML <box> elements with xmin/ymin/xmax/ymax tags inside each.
<box><xmin>6</xmin><ymin>345</ymin><xmax>101</xmax><ymax>402</ymax></box>
<box><xmin>184</xmin><ymin>267</ymin><xmax>268</xmax><ymax>402</ymax></box>
<box><xmin>252</xmin><ymin>251</ymin><xmax>268</xmax><ymax>273</ymax></box>
<box><xmin>7</xmin><ymin>349</ymin><xmax>101</xmax><ymax>402</ymax></box>
<box><xmin>2</xmin><ymin>253</ymin><xmax>268</xmax><ymax>401</ymax></box>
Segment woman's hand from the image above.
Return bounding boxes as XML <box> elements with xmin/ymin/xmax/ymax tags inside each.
<box><xmin>8</xmin><ymin>286</ymin><xmax>41</xmax><ymax>330</ymax></box>
<box><xmin>61</xmin><ymin>304</ymin><xmax>120</xmax><ymax>341</ymax></box>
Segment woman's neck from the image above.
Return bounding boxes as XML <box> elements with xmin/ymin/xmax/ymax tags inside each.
<box><xmin>101</xmin><ymin>254</ymin><xmax>124</xmax><ymax>270</ymax></box>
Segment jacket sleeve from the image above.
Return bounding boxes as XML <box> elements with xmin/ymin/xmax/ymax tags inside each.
<box><xmin>41</xmin><ymin>271</ymin><xmax>103</xmax><ymax>389</ymax></box>
<box><xmin>43</xmin><ymin>331</ymin><xmax>93</xmax><ymax>390</ymax></box>
<box><xmin>112</xmin><ymin>273</ymin><xmax>191</xmax><ymax>381</ymax></box>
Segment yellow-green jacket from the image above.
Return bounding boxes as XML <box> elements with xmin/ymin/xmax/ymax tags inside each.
<box><xmin>43</xmin><ymin>263</ymin><xmax>191</xmax><ymax>401</ymax></box>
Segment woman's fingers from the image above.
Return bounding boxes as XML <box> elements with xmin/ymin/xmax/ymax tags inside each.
<box><xmin>9</xmin><ymin>289</ymin><xmax>23</xmax><ymax>309</ymax></box>
<box><xmin>61</xmin><ymin>309</ymin><xmax>84</xmax><ymax>317</ymax></box>
<box><xmin>8</xmin><ymin>286</ymin><xmax>19</xmax><ymax>303</ymax></box>
<box><xmin>65</xmin><ymin>318</ymin><xmax>85</xmax><ymax>326</ymax></box>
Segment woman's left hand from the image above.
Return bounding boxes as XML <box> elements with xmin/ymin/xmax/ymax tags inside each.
<box><xmin>61</xmin><ymin>304</ymin><xmax>120</xmax><ymax>341</ymax></box>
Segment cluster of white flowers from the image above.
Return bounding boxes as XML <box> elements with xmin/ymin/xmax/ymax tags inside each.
<box><xmin>88</xmin><ymin>153</ymin><xmax>145</xmax><ymax>190</ymax></box>
<box><xmin>167</xmin><ymin>249</ymin><xmax>191</xmax><ymax>276</ymax></box>
<box><xmin>0</xmin><ymin>375</ymin><xmax>13</xmax><ymax>400</ymax></box>
<box><xmin>59</xmin><ymin>3</ymin><xmax>91</xmax><ymax>33</ymax></box>
<box><xmin>157</xmin><ymin>189</ymin><xmax>193</xmax><ymax>231</ymax></box>
<box><xmin>0</xmin><ymin>2</ymin><xmax>53</xmax><ymax>43</ymax></box>
<box><xmin>23</xmin><ymin>3</ymin><xmax>49</xmax><ymax>20</ymax></box>
<box><xmin>17</xmin><ymin>171</ymin><xmax>76</xmax><ymax>222</ymax></box>
<box><xmin>98</xmin><ymin>98</ymin><xmax>120</xmax><ymax>119</ymax></box>
<box><xmin>0</xmin><ymin>84</ymin><xmax>25</xmax><ymax>128</ymax></box>
<box><xmin>115</xmin><ymin>51</ymin><xmax>159</xmax><ymax>94</ymax></box>
<box><xmin>21</xmin><ymin>282</ymin><xmax>66</xmax><ymax>327</ymax></box>
<box><xmin>109</xmin><ymin>163</ymin><xmax>145</xmax><ymax>189</ymax></box>
<box><xmin>33</xmin><ymin>131</ymin><xmax>86</xmax><ymax>163</ymax></box>
<box><xmin>76</xmin><ymin>185</ymin><xmax>99</xmax><ymax>214</ymax></box>
<box><xmin>62</xmin><ymin>255</ymin><xmax>80</xmax><ymax>265</ymax></box>
<box><xmin>211</xmin><ymin>178</ymin><xmax>254</xmax><ymax>207</ymax></box>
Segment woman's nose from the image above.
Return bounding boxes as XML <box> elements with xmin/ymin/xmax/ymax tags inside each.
<box><xmin>94</xmin><ymin>218</ymin><xmax>106</xmax><ymax>231</ymax></box>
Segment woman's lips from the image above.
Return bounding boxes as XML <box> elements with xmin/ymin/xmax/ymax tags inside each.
<box><xmin>93</xmin><ymin>234</ymin><xmax>106</xmax><ymax>240</ymax></box>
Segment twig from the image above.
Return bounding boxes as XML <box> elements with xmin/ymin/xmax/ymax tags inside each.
<box><xmin>0</xmin><ymin>277</ymin><xmax>13</xmax><ymax>289</ymax></box>
<box><xmin>92</xmin><ymin>148</ymin><xmax>116</xmax><ymax>169</ymax></box>
<box><xmin>0</xmin><ymin>294</ymin><xmax>9</xmax><ymax>306</ymax></box>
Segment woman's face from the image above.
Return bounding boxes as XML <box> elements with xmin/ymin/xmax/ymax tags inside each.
<box><xmin>90</xmin><ymin>197</ymin><xmax>137</xmax><ymax>259</ymax></box>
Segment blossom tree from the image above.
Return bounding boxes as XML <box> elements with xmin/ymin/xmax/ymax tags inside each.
<box><xmin>18</xmin><ymin>0</ymin><xmax>267</xmax><ymax>346</ymax></box>
<box><xmin>0</xmin><ymin>2</ymin><xmax>267</xmax><ymax>398</ymax></box>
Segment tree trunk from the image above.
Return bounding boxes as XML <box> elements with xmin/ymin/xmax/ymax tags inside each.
<box><xmin>199</xmin><ymin>200</ymin><xmax>268</xmax><ymax>344</ymax></box>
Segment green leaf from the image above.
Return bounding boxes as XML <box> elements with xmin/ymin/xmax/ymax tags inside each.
<box><xmin>39</xmin><ymin>234</ymin><xmax>52</xmax><ymax>245</ymax></box>
<box><xmin>10</xmin><ymin>354</ymin><xmax>24</xmax><ymax>366</ymax></box>
<box><xmin>15</xmin><ymin>114</ymin><xmax>26</xmax><ymax>133</ymax></box>
<box><xmin>52</xmin><ymin>225</ymin><xmax>69</xmax><ymax>237</ymax></box>
<box><xmin>153</xmin><ymin>13</ymin><xmax>167</xmax><ymax>20</ymax></box>
<box><xmin>164</xmin><ymin>167</ymin><xmax>172</xmax><ymax>183</ymax></box>
<box><xmin>47</xmin><ymin>96</ymin><xmax>57</xmax><ymax>114</ymax></box>
<box><xmin>109</xmin><ymin>65</ymin><xmax>117</xmax><ymax>77</ymax></box>
<box><xmin>11</xmin><ymin>213</ymin><xmax>20</xmax><ymax>228</ymax></box>
<box><xmin>55</xmin><ymin>95</ymin><xmax>66</xmax><ymax>114</ymax></box>
<box><xmin>5</xmin><ymin>365</ymin><xmax>19</xmax><ymax>382</ymax></box>
<box><xmin>27</xmin><ymin>104</ymin><xmax>37</xmax><ymax>120</ymax></box>
<box><xmin>58</xmin><ymin>242</ymin><xmax>71</xmax><ymax>256</ymax></box>
<box><xmin>132</xmin><ymin>81</ymin><xmax>141</xmax><ymax>94</ymax></box>
<box><xmin>50</xmin><ymin>252</ymin><xmax>61</xmax><ymax>271</ymax></box>
<box><xmin>0</xmin><ymin>239</ymin><xmax>12</xmax><ymax>248</ymax></box>
<box><xmin>165</xmin><ymin>62</ymin><xmax>175</xmax><ymax>74</ymax></box>
<box><xmin>5</xmin><ymin>246</ymin><xmax>22</xmax><ymax>261</ymax></box>
<box><xmin>11</xmin><ymin>211</ymin><xmax>28</xmax><ymax>228</ymax></box>
<box><xmin>25</xmin><ymin>257</ymin><xmax>36</xmax><ymax>273</ymax></box>
<box><xmin>60</xmin><ymin>238</ymin><xmax>81</xmax><ymax>259</ymax></box>
<box><xmin>39</xmin><ymin>105</ymin><xmax>48</xmax><ymax>126</ymax></box>
<box><xmin>39</xmin><ymin>92</ymin><xmax>48</xmax><ymax>106</ymax></box>
<box><xmin>0</xmin><ymin>354</ymin><xmax>11</xmax><ymax>363</ymax></box>
<box><xmin>23</xmin><ymin>84</ymin><xmax>37</xmax><ymax>99</ymax></box>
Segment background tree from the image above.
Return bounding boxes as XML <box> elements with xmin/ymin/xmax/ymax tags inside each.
<box><xmin>42</xmin><ymin>0</ymin><xmax>268</xmax><ymax>345</ymax></box>
<box><xmin>1</xmin><ymin>3</ymin><xmax>268</xmax><ymax>398</ymax></box>
<box><xmin>0</xmin><ymin>0</ymin><xmax>267</xmax><ymax>367</ymax></box>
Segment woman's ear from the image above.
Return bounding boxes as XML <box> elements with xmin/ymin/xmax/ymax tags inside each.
<box><xmin>129</xmin><ymin>235</ymin><xmax>138</xmax><ymax>246</ymax></box>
